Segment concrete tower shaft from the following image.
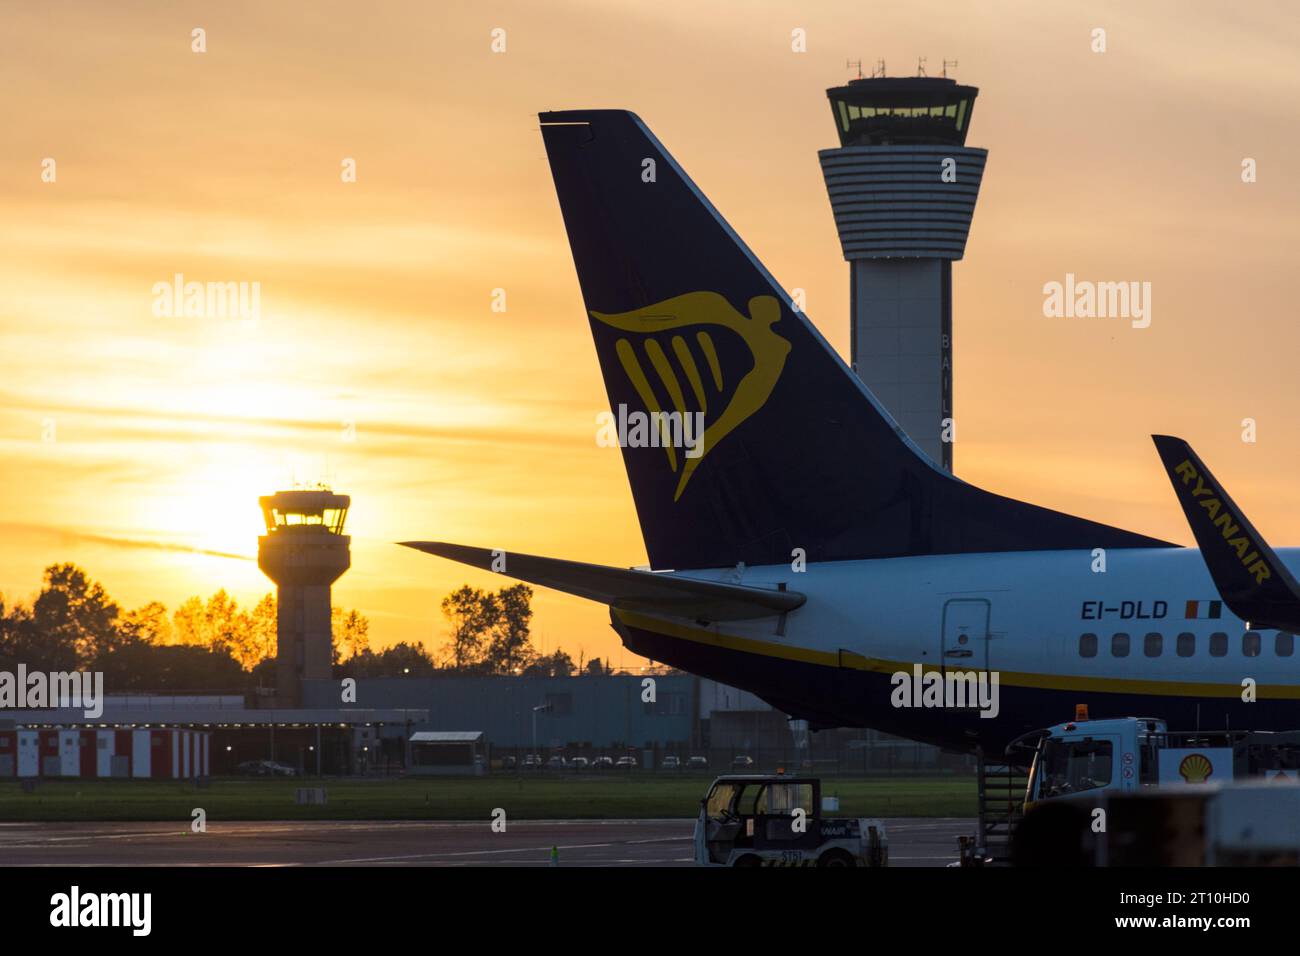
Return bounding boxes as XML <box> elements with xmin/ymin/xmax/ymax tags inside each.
<box><xmin>818</xmin><ymin>76</ymin><xmax>986</xmax><ymax>471</ymax></box>
<box><xmin>257</xmin><ymin>490</ymin><xmax>351</xmax><ymax>707</ymax></box>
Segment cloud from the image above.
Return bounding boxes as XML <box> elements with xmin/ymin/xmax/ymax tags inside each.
<box><xmin>0</xmin><ymin>522</ymin><xmax>253</xmax><ymax>562</ymax></box>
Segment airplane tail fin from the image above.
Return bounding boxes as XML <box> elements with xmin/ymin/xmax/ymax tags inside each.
<box><xmin>1153</xmin><ymin>435</ymin><xmax>1300</xmax><ymax>631</ymax></box>
<box><xmin>540</xmin><ymin>110</ymin><xmax>1171</xmax><ymax>569</ymax></box>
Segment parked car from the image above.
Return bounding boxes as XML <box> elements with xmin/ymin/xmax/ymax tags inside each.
<box><xmin>237</xmin><ymin>759</ymin><xmax>297</xmax><ymax>777</ymax></box>
<box><xmin>687</xmin><ymin>756</ymin><xmax>709</xmax><ymax>770</ymax></box>
<box><xmin>731</xmin><ymin>755</ymin><xmax>755</xmax><ymax>769</ymax></box>
<box><xmin>615</xmin><ymin>755</ymin><xmax>638</xmax><ymax>770</ymax></box>
<box><xmin>569</xmin><ymin>756</ymin><xmax>590</xmax><ymax>770</ymax></box>
<box><xmin>501</xmin><ymin>755</ymin><xmax>517</xmax><ymax>770</ymax></box>
<box><xmin>521</xmin><ymin>753</ymin><xmax>543</xmax><ymax>770</ymax></box>
<box><xmin>591</xmin><ymin>756</ymin><xmax>614</xmax><ymax>770</ymax></box>
<box><xmin>662</xmin><ymin>756</ymin><xmax>681</xmax><ymax>770</ymax></box>
<box><xmin>546</xmin><ymin>755</ymin><xmax>568</xmax><ymax>770</ymax></box>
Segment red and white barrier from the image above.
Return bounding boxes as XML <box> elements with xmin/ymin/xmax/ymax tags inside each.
<box><xmin>0</xmin><ymin>728</ymin><xmax>210</xmax><ymax>779</ymax></box>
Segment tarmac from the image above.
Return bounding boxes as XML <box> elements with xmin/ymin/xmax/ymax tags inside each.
<box><xmin>0</xmin><ymin>817</ymin><xmax>973</xmax><ymax>866</ymax></box>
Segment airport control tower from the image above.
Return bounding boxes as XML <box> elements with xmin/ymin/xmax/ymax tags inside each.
<box><xmin>257</xmin><ymin>489</ymin><xmax>351</xmax><ymax>707</ymax></box>
<box><xmin>819</xmin><ymin>72</ymin><xmax>986</xmax><ymax>471</ymax></box>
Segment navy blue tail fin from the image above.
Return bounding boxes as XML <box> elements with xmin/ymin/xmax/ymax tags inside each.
<box><xmin>1153</xmin><ymin>435</ymin><xmax>1300</xmax><ymax>630</ymax></box>
<box><xmin>540</xmin><ymin>110</ymin><xmax>1172</xmax><ymax>570</ymax></box>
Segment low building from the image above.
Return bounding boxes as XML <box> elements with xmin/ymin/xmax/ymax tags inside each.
<box><xmin>409</xmin><ymin>731</ymin><xmax>485</xmax><ymax>776</ymax></box>
<box><xmin>2</xmin><ymin>695</ymin><xmax>427</xmax><ymax>776</ymax></box>
<box><xmin>0</xmin><ymin>728</ymin><xmax>210</xmax><ymax>779</ymax></box>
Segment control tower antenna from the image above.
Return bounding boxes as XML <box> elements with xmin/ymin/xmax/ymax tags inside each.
<box><xmin>917</xmin><ymin>56</ymin><xmax>927</xmax><ymax>77</ymax></box>
<box><xmin>846</xmin><ymin>58</ymin><xmax>865</xmax><ymax>80</ymax></box>
<box><xmin>943</xmin><ymin>59</ymin><xmax>959</xmax><ymax>78</ymax></box>
<box><xmin>872</xmin><ymin>58</ymin><xmax>887</xmax><ymax>78</ymax></box>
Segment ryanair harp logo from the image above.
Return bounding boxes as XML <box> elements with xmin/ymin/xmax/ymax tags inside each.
<box><xmin>591</xmin><ymin>291</ymin><xmax>790</xmax><ymax>501</ymax></box>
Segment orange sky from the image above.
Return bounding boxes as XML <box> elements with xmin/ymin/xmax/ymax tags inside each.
<box><xmin>2</xmin><ymin>0</ymin><xmax>1298</xmax><ymax>668</ymax></box>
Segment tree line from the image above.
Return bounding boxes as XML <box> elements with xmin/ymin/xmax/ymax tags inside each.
<box><xmin>0</xmin><ymin>563</ymin><xmax>370</xmax><ymax>691</ymax></box>
<box><xmin>0</xmin><ymin>565</ymin><xmax>618</xmax><ymax>690</ymax></box>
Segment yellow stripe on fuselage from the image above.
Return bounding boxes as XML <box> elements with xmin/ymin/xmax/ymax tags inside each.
<box><xmin>612</xmin><ymin>608</ymin><xmax>1300</xmax><ymax>700</ymax></box>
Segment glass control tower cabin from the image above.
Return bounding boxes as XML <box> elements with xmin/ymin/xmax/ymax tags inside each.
<box><xmin>818</xmin><ymin>75</ymin><xmax>985</xmax><ymax>472</ymax></box>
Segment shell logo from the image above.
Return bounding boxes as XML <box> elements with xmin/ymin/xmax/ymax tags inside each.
<box><xmin>1178</xmin><ymin>753</ymin><xmax>1214</xmax><ymax>784</ymax></box>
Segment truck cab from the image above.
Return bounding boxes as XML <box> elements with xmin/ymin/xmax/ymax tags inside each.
<box><xmin>1024</xmin><ymin>716</ymin><xmax>1166</xmax><ymax>810</ymax></box>
<box><xmin>1021</xmin><ymin>713</ymin><xmax>1296</xmax><ymax>810</ymax></box>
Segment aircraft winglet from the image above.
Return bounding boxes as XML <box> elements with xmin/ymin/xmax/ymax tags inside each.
<box><xmin>1152</xmin><ymin>435</ymin><xmax>1300</xmax><ymax>631</ymax></box>
<box><xmin>399</xmin><ymin>541</ymin><xmax>805</xmax><ymax>622</ymax></box>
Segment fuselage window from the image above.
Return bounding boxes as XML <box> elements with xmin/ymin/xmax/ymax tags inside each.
<box><xmin>1209</xmin><ymin>632</ymin><xmax>1228</xmax><ymax>657</ymax></box>
<box><xmin>1111</xmin><ymin>633</ymin><xmax>1130</xmax><ymax>657</ymax></box>
<box><xmin>1243</xmin><ymin>631</ymin><xmax>1262</xmax><ymax>657</ymax></box>
<box><xmin>1278</xmin><ymin>632</ymin><xmax>1295</xmax><ymax>657</ymax></box>
<box><xmin>1176</xmin><ymin>632</ymin><xmax>1195</xmax><ymax>658</ymax></box>
<box><xmin>1144</xmin><ymin>632</ymin><xmax>1163</xmax><ymax>658</ymax></box>
<box><xmin>1078</xmin><ymin>633</ymin><xmax>1098</xmax><ymax>658</ymax></box>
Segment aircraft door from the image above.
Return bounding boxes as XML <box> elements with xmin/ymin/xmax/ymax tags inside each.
<box><xmin>942</xmin><ymin>598</ymin><xmax>991</xmax><ymax>673</ymax></box>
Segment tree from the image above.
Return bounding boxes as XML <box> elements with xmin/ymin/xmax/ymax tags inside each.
<box><xmin>0</xmin><ymin>596</ymin><xmax>63</xmax><ymax>671</ymax></box>
<box><xmin>97</xmin><ymin>643</ymin><xmax>247</xmax><ymax>691</ymax></box>
<box><xmin>331</xmin><ymin>607</ymin><xmax>370</xmax><ymax>664</ymax></box>
<box><xmin>341</xmin><ymin>641</ymin><xmax>438</xmax><ymax>678</ymax></box>
<box><xmin>524</xmin><ymin>649</ymin><xmax>575</xmax><ymax>678</ymax></box>
<box><xmin>438</xmin><ymin>585</ymin><xmax>497</xmax><ymax>671</ymax></box>
<box><xmin>584</xmin><ymin>657</ymin><xmax>613</xmax><ymax>677</ymax></box>
<box><xmin>202</xmin><ymin>590</ymin><xmax>247</xmax><ymax>659</ymax></box>
<box><xmin>119</xmin><ymin>601</ymin><xmax>172</xmax><ymax>645</ymax></box>
<box><xmin>32</xmin><ymin>564</ymin><xmax>121</xmax><ymax>664</ymax></box>
<box><xmin>247</xmin><ymin>594</ymin><xmax>277</xmax><ymax>665</ymax></box>
<box><xmin>172</xmin><ymin>596</ymin><xmax>207</xmax><ymax>646</ymax></box>
<box><xmin>485</xmin><ymin>583</ymin><xmax>535</xmax><ymax>675</ymax></box>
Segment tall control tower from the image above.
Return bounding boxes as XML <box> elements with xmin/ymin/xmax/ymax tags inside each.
<box><xmin>819</xmin><ymin>73</ymin><xmax>986</xmax><ymax>471</ymax></box>
<box><xmin>257</xmin><ymin>489</ymin><xmax>351</xmax><ymax>707</ymax></box>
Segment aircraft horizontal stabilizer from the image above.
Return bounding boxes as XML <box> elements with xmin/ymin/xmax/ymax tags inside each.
<box><xmin>1152</xmin><ymin>435</ymin><xmax>1300</xmax><ymax>631</ymax></box>
<box><xmin>398</xmin><ymin>541</ymin><xmax>805</xmax><ymax>622</ymax></box>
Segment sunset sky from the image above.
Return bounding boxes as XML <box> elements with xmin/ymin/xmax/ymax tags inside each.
<box><xmin>2</xmin><ymin>0</ymin><xmax>1298</xmax><ymax>668</ymax></box>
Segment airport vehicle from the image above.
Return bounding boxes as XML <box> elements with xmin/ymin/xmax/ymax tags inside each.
<box><xmin>731</xmin><ymin>755</ymin><xmax>754</xmax><ymax>770</ymax></box>
<box><xmin>569</xmin><ymin>756</ymin><xmax>590</xmax><ymax>770</ymax></box>
<box><xmin>404</xmin><ymin>109</ymin><xmax>1300</xmax><ymax>755</ymax></box>
<box><xmin>961</xmin><ymin>708</ymin><xmax>1300</xmax><ymax>865</ymax></box>
<box><xmin>591</xmin><ymin>756</ymin><xmax>614</xmax><ymax>770</ymax></box>
<box><xmin>1020</xmin><ymin>711</ymin><xmax>1300</xmax><ymax>809</ymax></box>
<box><xmin>662</xmin><ymin>756</ymin><xmax>681</xmax><ymax>770</ymax></box>
<box><xmin>1011</xmin><ymin>780</ymin><xmax>1300</xmax><ymax>867</ymax></box>
<box><xmin>521</xmin><ymin>754</ymin><xmax>542</xmax><ymax>770</ymax></box>
<box><xmin>694</xmin><ymin>775</ymin><xmax>887</xmax><ymax>867</ymax></box>
<box><xmin>546</xmin><ymin>755</ymin><xmax>567</xmax><ymax>770</ymax></box>
<box><xmin>615</xmin><ymin>755</ymin><xmax>638</xmax><ymax>770</ymax></box>
<box><xmin>687</xmin><ymin>756</ymin><xmax>709</xmax><ymax>770</ymax></box>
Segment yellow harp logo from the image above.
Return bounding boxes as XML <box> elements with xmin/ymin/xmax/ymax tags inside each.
<box><xmin>591</xmin><ymin>291</ymin><xmax>790</xmax><ymax>501</ymax></box>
